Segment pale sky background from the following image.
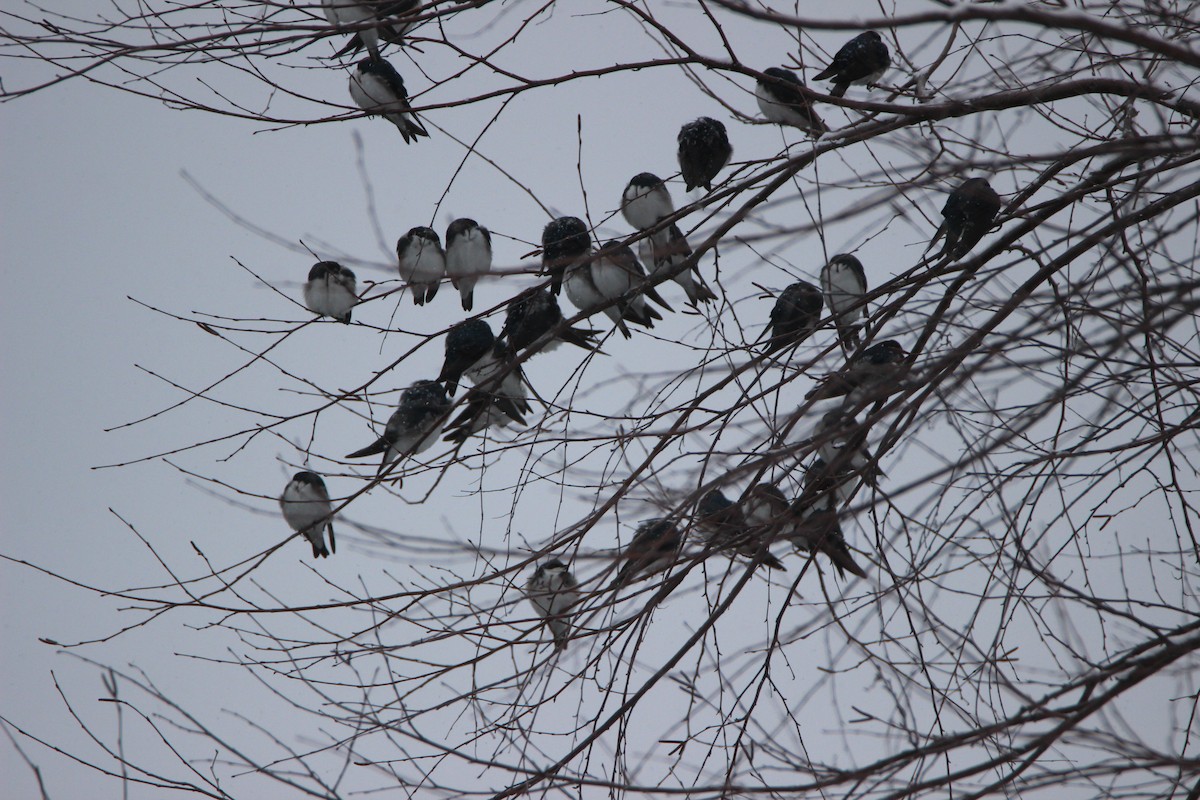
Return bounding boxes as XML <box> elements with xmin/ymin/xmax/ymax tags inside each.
<box><xmin>3</xmin><ymin>2</ymin><xmax>1197</xmax><ymax>797</ymax></box>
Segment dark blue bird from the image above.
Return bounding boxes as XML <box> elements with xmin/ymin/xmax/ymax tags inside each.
<box><xmin>348</xmin><ymin>57</ymin><xmax>429</xmax><ymax>143</ymax></box>
<box><xmin>756</xmin><ymin>67</ymin><xmax>827</xmax><ymax>136</ymax></box>
<box><xmin>677</xmin><ymin>117</ymin><xmax>732</xmax><ymax>192</ymax></box>
<box><xmin>438</xmin><ymin>319</ymin><xmax>495</xmax><ymax>396</ymax></box>
<box><xmin>928</xmin><ymin>178</ymin><xmax>1002</xmax><ymax>261</ymax></box>
<box><xmin>609</xmin><ymin>518</ymin><xmax>684</xmax><ymax>590</ymax></box>
<box><xmin>542</xmin><ymin>216</ymin><xmax>591</xmax><ymax>296</ymax></box>
<box><xmin>498</xmin><ymin>287</ymin><xmax>600</xmax><ymax>355</ymax></box>
<box><xmin>696</xmin><ymin>488</ymin><xmax>785</xmax><ymax>570</ymax></box>
<box><xmin>813</xmin><ymin>31</ymin><xmax>891</xmax><ymax>98</ymax></box>
<box><xmin>763</xmin><ymin>280</ymin><xmax>823</xmax><ymax>353</ymax></box>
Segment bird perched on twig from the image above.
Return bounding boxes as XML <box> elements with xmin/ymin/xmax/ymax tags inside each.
<box><xmin>811</xmin><ymin>410</ymin><xmax>882</xmax><ymax>487</ymax></box>
<box><xmin>525</xmin><ymin>559</ymin><xmax>581</xmax><ymax>651</ymax></box>
<box><xmin>444</xmin><ymin>218</ymin><xmax>491</xmax><ymax>311</ymax></box>
<box><xmin>820</xmin><ymin>254</ymin><xmax>868</xmax><ymax>351</ymax></box>
<box><xmin>610</xmin><ymin>518</ymin><xmax>684</xmax><ymax>590</ymax></box>
<box><xmin>763</xmin><ymin>280</ymin><xmax>823</xmax><ymax>353</ymax></box>
<box><xmin>438</xmin><ymin>319</ymin><xmax>495</xmax><ymax>396</ymax></box>
<box><xmin>621</xmin><ymin>172</ymin><xmax>675</xmax><ymax>232</ymax></box>
<box><xmin>756</xmin><ymin>67</ymin><xmax>827</xmax><ymax>137</ymax></box>
<box><xmin>303</xmin><ymin>261</ymin><xmax>358</xmax><ymax>324</ymax></box>
<box><xmin>280</xmin><ymin>471</ymin><xmax>337</xmax><ymax>559</ymax></box>
<box><xmin>345</xmin><ymin>379</ymin><xmax>450</xmax><ymax>475</ymax></box>
<box><xmin>927</xmin><ymin>177</ymin><xmax>1002</xmax><ymax>261</ymax></box>
<box><xmin>640</xmin><ymin>223</ymin><xmax>717</xmax><ymax>306</ymax></box>
<box><xmin>542</xmin><ymin>216</ymin><xmax>591</xmax><ymax>296</ymax></box>
<box><xmin>348</xmin><ymin>57</ymin><xmax>429</xmax><ymax>143</ymax></box>
<box><xmin>695</xmin><ymin>488</ymin><xmax>786</xmax><ymax>570</ymax></box>
<box><xmin>806</xmin><ymin>340</ymin><xmax>907</xmax><ymax>403</ymax></box>
<box><xmin>812</xmin><ymin>31</ymin><xmax>891</xmax><ymax>98</ymax></box>
<box><xmin>498</xmin><ymin>287</ymin><xmax>601</xmax><ymax>355</ymax></box>
<box><xmin>325</xmin><ymin>0</ymin><xmax>423</xmax><ymax>59</ymax></box>
<box><xmin>788</xmin><ymin>505</ymin><xmax>867</xmax><ymax>578</ymax></box>
<box><xmin>396</xmin><ymin>226</ymin><xmax>445</xmax><ymax>305</ymax></box>
<box><xmin>678</xmin><ymin>117</ymin><xmax>733</xmax><ymax>192</ymax></box>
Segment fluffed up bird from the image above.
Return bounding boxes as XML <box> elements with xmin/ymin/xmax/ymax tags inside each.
<box><xmin>621</xmin><ymin>172</ymin><xmax>675</xmax><ymax>232</ymax></box>
<box><xmin>444</xmin><ymin>218</ymin><xmax>492</xmax><ymax>311</ymax></box>
<box><xmin>743</xmin><ymin>483</ymin><xmax>790</xmax><ymax>530</ymax></box>
<box><xmin>348</xmin><ymin>57</ymin><xmax>429</xmax><ymax>143</ymax></box>
<box><xmin>542</xmin><ymin>216</ymin><xmax>591</xmax><ymax>296</ymax></box>
<box><xmin>327</xmin><ymin>0</ymin><xmax>422</xmax><ymax>59</ymax></box>
<box><xmin>678</xmin><ymin>117</ymin><xmax>733</xmax><ymax>192</ymax></box>
<box><xmin>788</xmin><ymin>505</ymin><xmax>867</xmax><ymax>578</ymax></box>
<box><xmin>525</xmin><ymin>559</ymin><xmax>581</xmax><ymax>651</ymax></box>
<box><xmin>567</xmin><ymin>241</ymin><xmax>669</xmax><ymax>339</ymax></box>
<box><xmin>811</xmin><ymin>410</ymin><xmax>881</xmax><ymax>487</ymax></box>
<box><xmin>638</xmin><ymin>223</ymin><xmax>717</xmax><ymax>305</ymax></box>
<box><xmin>303</xmin><ymin>261</ymin><xmax>358</xmax><ymax>324</ymax></box>
<box><xmin>756</xmin><ymin>67</ymin><xmax>828</xmax><ymax>136</ymax></box>
<box><xmin>812</xmin><ymin>31</ymin><xmax>891</xmax><ymax>98</ymax></box>
<box><xmin>438</xmin><ymin>318</ymin><xmax>495</xmax><ymax>396</ymax></box>
<box><xmin>806</xmin><ymin>339</ymin><xmax>907</xmax><ymax>403</ymax></box>
<box><xmin>820</xmin><ymin>254</ymin><xmax>868</xmax><ymax>351</ymax></box>
<box><xmin>345</xmin><ymin>379</ymin><xmax>451</xmax><ymax>475</ymax></box>
<box><xmin>763</xmin><ymin>280</ymin><xmax>823</xmax><ymax>353</ymax></box>
<box><xmin>442</xmin><ymin>337</ymin><xmax>531</xmax><ymax>443</ymax></box>
<box><xmin>927</xmin><ymin>177</ymin><xmax>1002</xmax><ymax>261</ymax></box>
<box><xmin>280</xmin><ymin>471</ymin><xmax>336</xmax><ymax>559</ymax></box>
<box><xmin>442</xmin><ymin>386</ymin><xmax>526</xmax><ymax>444</ymax></box>
<box><xmin>610</xmin><ymin>518</ymin><xmax>684</xmax><ymax>590</ymax></box>
<box><xmin>499</xmin><ymin>287</ymin><xmax>601</xmax><ymax>355</ymax></box>
<box><xmin>695</xmin><ymin>488</ymin><xmax>786</xmax><ymax>570</ymax></box>
<box><xmin>396</xmin><ymin>225</ymin><xmax>445</xmax><ymax>305</ymax></box>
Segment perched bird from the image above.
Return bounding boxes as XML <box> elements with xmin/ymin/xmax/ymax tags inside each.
<box><xmin>756</xmin><ymin>67</ymin><xmax>828</xmax><ymax>136</ymax></box>
<box><xmin>396</xmin><ymin>226</ymin><xmax>445</xmax><ymax>305</ymax></box>
<box><xmin>743</xmin><ymin>483</ymin><xmax>790</xmax><ymax>530</ymax></box>
<box><xmin>303</xmin><ymin>261</ymin><xmax>358</xmax><ymax>324</ymax></box>
<box><xmin>763</xmin><ymin>280</ymin><xmax>823</xmax><ymax>353</ymax></box>
<box><xmin>638</xmin><ymin>223</ymin><xmax>717</xmax><ymax>305</ymax></box>
<box><xmin>463</xmin><ymin>339</ymin><xmax>531</xmax><ymax>423</ymax></box>
<box><xmin>796</xmin><ymin>456</ymin><xmax>860</xmax><ymax>512</ymax></box>
<box><xmin>620</xmin><ymin>172</ymin><xmax>675</xmax><ymax>231</ymax></box>
<box><xmin>610</xmin><ymin>518</ymin><xmax>684</xmax><ymax>589</ymax></box>
<box><xmin>437</xmin><ymin>318</ymin><xmax>495</xmax><ymax>396</ymax></box>
<box><xmin>444</xmin><ymin>218</ymin><xmax>492</xmax><ymax>311</ymax></box>
<box><xmin>788</xmin><ymin>506</ymin><xmax>867</xmax><ymax>578</ymax></box>
<box><xmin>811</xmin><ymin>410</ymin><xmax>879</xmax><ymax>484</ymax></box>
<box><xmin>345</xmin><ymin>379</ymin><xmax>451</xmax><ymax>475</ymax></box>
<box><xmin>588</xmin><ymin>241</ymin><xmax>669</xmax><ymax>338</ymax></box>
<box><xmin>812</xmin><ymin>31</ymin><xmax>891</xmax><ymax>98</ymax></box>
<box><xmin>442</xmin><ymin>386</ymin><xmax>526</xmax><ymax>444</ymax></box>
<box><xmin>327</xmin><ymin>0</ymin><xmax>422</xmax><ymax>59</ymax></box>
<box><xmin>348</xmin><ymin>57</ymin><xmax>429</xmax><ymax>143</ymax></box>
<box><xmin>927</xmin><ymin>178</ymin><xmax>1002</xmax><ymax>261</ymax></box>
<box><xmin>279</xmin><ymin>471</ymin><xmax>336</xmax><ymax>559</ymax></box>
<box><xmin>820</xmin><ymin>254</ymin><xmax>868</xmax><ymax>351</ymax></box>
<box><xmin>677</xmin><ymin>117</ymin><xmax>733</xmax><ymax>192</ymax></box>
<box><xmin>498</xmin><ymin>288</ymin><xmax>600</xmax><ymax>355</ymax></box>
<box><xmin>695</xmin><ymin>488</ymin><xmax>785</xmax><ymax>570</ymax></box>
<box><xmin>525</xmin><ymin>559</ymin><xmax>581</xmax><ymax>650</ymax></box>
<box><xmin>806</xmin><ymin>339</ymin><xmax>907</xmax><ymax>403</ymax></box>
<box><xmin>542</xmin><ymin>216</ymin><xmax>591</xmax><ymax>296</ymax></box>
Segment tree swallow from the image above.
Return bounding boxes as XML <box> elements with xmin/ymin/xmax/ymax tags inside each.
<box><xmin>620</xmin><ymin>172</ymin><xmax>675</xmax><ymax>231</ymax></box>
<box><xmin>303</xmin><ymin>260</ymin><xmax>358</xmax><ymax>324</ymax></box>
<box><xmin>812</xmin><ymin>31</ymin><xmax>891</xmax><ymax>98</ymax></box>
<box><xmin>396</xmin><ymin>225</ymin><xmax>445</xmax><ymax>305</ymax></box>
<box><xmin>525</xmin><ymin>558</ymin><xmax>580</xmax><ymax>651</ymax></box>
<box><xmin>928</xmin><ymin>177</ymin><xmax>1002</xmax><ymax>261</ymax></box>
<box><xmin>498</xmin><ymin>287</ymin><xmax>600</xmax><ymax>355</ymax></box>
<box><xmin>743</xmin><ymin>482</ymin><xmax>790</xmax><ymax>529</ymax></box>
<box><xmin>638</xmin><ymin>223</ymin><xmax>717</xmax><ymax>306</ymax></box>
<box><xmin>788</xmin><ymin>506</ymin><xmax>867</xmax><ymax>578</ymax></box>
<box><xmin>585</xmin><ymin>241</ymin><xmax>669</xmax><ymax>338</ymax></box>
<box><xmin>279</xmin><ymin>471</ymin><xmax>336</xmax><ymax>559</ymax></box>
<box><xmin>444</xmin><ymin>218</ymin><xmax>492</xmax><ymax>311</ymax></box>
<box><xmin>463</xmin><ymin>339</ymin><xmax>531</xmax><ymax>423</ymax></box>
<box><xmin>437</xmin><ymin>318</ymin><xmax>495</xmax><ymax>396</ymax></box>
<box><xmin>677</xmin><ymin>117</ymin><xmax>733</xmax><ymax>192</ymax></box>
<box><xmin>442</xmin><ymin>386</ymin><xmax>526</xmax><ymax>444</ymax></box>
<box><xmin>756</xmin><ymin>67</ymin><xmax>828</xmax><ymax>136</ymax></box>
<box><xmin>345</xmin><ymin>379</ymin><xmax>450</xmax><ymax>475</ymax></box>
<box><xmin>811</xmin><ymin>410</ymin><xmax>881</xmax><ymax>488</ymax></box>
<box><xmin>695</xmin><ymin>488</ymin><xmax>785</xmax><ymax>570</ymax></box>
<box><xmin>806</xmin><ymin>340</ymin><xmax>907</xmax><ymax>402</ymax></box>
<box><xmin>609</xmin><ymin>518</ymin><xmax>684</xmax><ymax>590</ymax></box>
<box><xmin>542</xmin><ymin>216</ymin><xmax>591</xmax><ymax>296</ymax></box>
<box><xmin>820</xmin><ymin>254</ymin><xmax>868</xmax><ymax>351</ymax></box>
<box><xmin>348</xmin><ymin>57</ymin><xmax>429</xmax><ymax>143</ymax></box>
<box><xmin>763</xmin><ymin>280</ymin><xmax>823</xmax><ymax>353</ymax></box>
<box><xmin>328</xmin><ymin>0</ymin><xmax>423</xmax><ymax>59</ymax></box>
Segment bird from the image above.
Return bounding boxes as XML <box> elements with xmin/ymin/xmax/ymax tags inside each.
<box><xmin>795</xmin><ymin>456</ymin><xmax>860</xmax><ymax>513</ymax></box>
<box><xmin>638</xmin><ymin>223</ymin><xmax>717</xmax><ymax>305</ymax></box>
<box><xmin>763</xmin><ymin>280</ymin><xmax>823</xmax><ymax>353</ymax></box>
<box><xmin>541</xmin><ymin>216</ymin><xmax>591</xmax><ymax>296</ymax></box>
<box><xmin>610</xmin><ymin>518</ymin><xmax>684</xmax><ymax>590</ymax></box>
<box><xmin>525</xmin><ymin>559</ymin><xmax>581</xmax><ymax>651</ymax></box>
<box><xmin>812</xmin><ymin>31</ymin><xmax>891</xmax><ymax>98</ymax></box>
<box><xmin>442</xmin><ymin>386</ymin><xmax>526</xmax><ymax>444</ymax></box>
<box><xmin>806</xmin><ymin>340</ymin><xmax>907</xmax><ymax>403</ymax></box>
<box><xmin>444</xmin><ymin>218</ymin><xmax>492</xmax><ymax>311</ymax></box>
<box><xmin>396</xmin><ymin>226</ymin><xmax>445</xmax><ymax>305</ymax></box>
<box><xmin>348</xmin><ymin>57</ymin><xmax>429</xmax><ymax>143</ymax></box>
<box><xmin>820</xmin><ymin>254</ymin><xmax>868</xmax><ymax>351</ymax></box>
<box><xmin>303</xmin><ymin>261</ymin><xmax>358</xmax><ymax>324</ymax></box>
<box><xmin>588</xmin><ymin>241</ymin><xmax>669</xmax><ymax>338</ymax></box>
<box><xmin>279</xmin><ymin>471</ymin><xmax>336</xmax><ymax>559</ymax></box>
<box><xmin>743</xmin><ymin>482</ymin><xmax>791</xmax><ymax>532</ymax></box>
<box><xmin>620</xmin><ymin>172</ymin><xmax>675</xmax><ymax>231</ymax></box>
<box><xmin>695</xmin><ymin>488</ymin><xmax>785</xmax><ymax>570</ymax></box>
<box><xmin>345</xmin><ymin>379</ymin><xmax>451</xmax><ymax>475</ymax></box>
<box><xmin>498</xmin><ymin>288</ymin><xmax>600</xmax><ymax>355</ymax></box>
<box><xmin>788</xmin><ymin>506</ymin><xmax>867</xmax><ymax>578</ymax></box>
<box><xmin>462</xmin><ymin>339</ymin><xmax>531</xmax><ymax>424</ymax></box>
<box><xmin>756</xmin><ymin>67</ymin><xmax>828</xmax><ymax>136</ymax></box>
<box><xmin>327</xmin><ymin>0</ymin><xmax>422</xmax><ymax>59</ymax></box>
<box><xmin>811</xmin><ymin>410</ymin><xmax>880</xmax><ymax>485</ymax></box>
<box><xmin>437</xmin><ymin>318</ymin><xmax>495</xmax><ymax>396</ymax></box>
<box><xmin>677</xmin><ymin>117</ymin><xmax>733</xmax><ymax>192</ymax></box>
<box><xmin>927</xmin><ymin>178</ymin><xmax>1002</xmax><ymax>261</ymax></box>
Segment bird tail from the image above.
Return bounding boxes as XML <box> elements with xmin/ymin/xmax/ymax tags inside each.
<box><xmin>829</xmin><ymin>83</ymin><xmax>849</xmax><ymax>98</ymax></box>
<box><xmin>561</xmin><ymin>326</ymin><xmax>601</xmax><ymax>352</ymax></box>
<box><xmin>327</xmin><ymin>522</ymin><xmax>336</xmax><ymax>555</ymax></box>
<box><xmin>685</xmin><ymin>276</ymin><xmax>718</xmax><ymax>305</ymax></box>
<box><xmin>346</xmin><ymin>437</ymin><xmax>389</xmax><ymax>459</ymax></box>
<box><xmin>812</xmin><ymin>65</ymin><xmax>836</xmax><ymax>82</ymax></box>
<box><xmin>644</xmin><ymin>283</ymin><xmax>675</xmax><ymax>313</ymax></box>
